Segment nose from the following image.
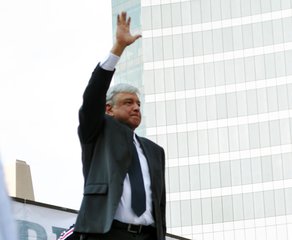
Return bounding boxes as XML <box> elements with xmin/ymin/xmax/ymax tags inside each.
<box><xmin>133</xmin><ymin>102</ymin><xmax>140</xmax><ymax>111</ymax></box>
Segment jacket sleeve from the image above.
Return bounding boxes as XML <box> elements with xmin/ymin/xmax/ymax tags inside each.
<box><xmin>78</xmin><ymin>64</ymin><xmax>115</xmax><ymax>144</ymax></box>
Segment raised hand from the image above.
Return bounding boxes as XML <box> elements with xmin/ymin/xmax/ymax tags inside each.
<box><xmin>111</xmin><ymin>12</ymin><xmax>142</xmax><ymax>56</ymax></box>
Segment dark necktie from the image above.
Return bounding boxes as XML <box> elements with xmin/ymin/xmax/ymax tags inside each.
<box><xmin>128</xmin><ymin>140</ymin><xmax>146</xmax><ymax>217</ymax></box>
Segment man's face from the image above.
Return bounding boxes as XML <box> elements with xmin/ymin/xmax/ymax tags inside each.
<box><xmin>106</xmin><ymin>92</ymin><xmax>141</xmax><ymax>129</ymax></box>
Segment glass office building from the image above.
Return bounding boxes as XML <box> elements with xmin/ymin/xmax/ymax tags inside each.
<box><xmin>112</xmin><ymin>0</ymin><xmax>292</xmax><ymax>239</ymax></box>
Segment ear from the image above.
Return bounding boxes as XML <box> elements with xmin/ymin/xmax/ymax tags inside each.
<box><xmin>106</xmin><ymin>104</ymin><xmax>114</xmax><ymax>116</ymax></box>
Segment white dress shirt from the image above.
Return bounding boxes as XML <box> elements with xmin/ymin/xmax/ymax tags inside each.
<box><xmin>100</xmin><ymin>54</ymin><xmax>154</xmax><ymax>225</ymax></box>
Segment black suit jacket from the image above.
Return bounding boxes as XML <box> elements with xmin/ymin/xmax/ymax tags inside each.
<box><xmin>74</xmin><ymin>65</ymin><xmax>166</xmax><ymax>240</ymax></box>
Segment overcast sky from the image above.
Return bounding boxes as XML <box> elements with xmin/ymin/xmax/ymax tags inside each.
<box><xmin>0</xmin><ymin>0</ymin><xmax>113</xmax><ymax>209</ymax></box>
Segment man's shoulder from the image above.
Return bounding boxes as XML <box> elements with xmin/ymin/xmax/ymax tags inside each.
<box><xmin>138</xmin><ymin>136</ymin><xmax>164</xmax><ymax>151</ymax></box>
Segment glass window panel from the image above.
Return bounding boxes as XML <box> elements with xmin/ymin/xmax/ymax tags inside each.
<box><xmin>200</xmin><ymin>163</ymin><xmax>211</xmax><ymax>189</ymax></box>
<box><xmin>161</xmin><ymin>4</ymin><xmax>172</xmax><ymax>28</ymax></box>
<box><xmin>262</xmin><ymin>156</ymin><xmax>273</xmax><ymax>182</ymax></box>
<box><xmin>192</xmin><ymin>199</ymin><xmax>202</xmax><ymax>224</ymax></box>
<box><xmin>275</xmin><ymin>52</ymin><xmax>286</xmax><ymax>77</ymax></box>
<box><xmin>241</xmin><ymin>0</ymin><xmax>251</xmax><ymax>16</ymax></box>
<box><xmin>221</xmin><ymin>0</ymin><xmax>231</xmax><ymax>19</ymax></box>
<box><xmin>277</xmin><ymin>85</ymin><xmax>289</xmax><ymax>110</ymax></box>
<box><xmin>153</xmin><ymin>37</ymin><xmax>163</xmax><ymax>61</ymax></box>
<box><xmin>247</xmin><ymin>89</ymin><xmax>258</xmax><ymax>115</ymax></box>
<box><xmin>264</xmin><ymin>190</ymin><xmax>276</xmax><ymax>217</ymax></box>
<box><xmin>251</xmin><ymin>0</ymin><xmax>262</xmax><ymax>14</ymax></box>
<box><xmin>251</xmin><ymin>157</ymin><xmax>263</xmax><ymax>183</ymax></box>
<box><xmin>177</xmin><ymin>132</ymin><xmax>188</xmax><ymax>157</ymax></box>
<box><xmin>248</xmin><ymin>123</ymin><xmax>260</xmax><ymax>149</ymax></box>
<box><xmin>242</xmin><ymin>25</ymin><xmax>254</xmax><ymax>49</ymax></box>
<box><xmin>181</xmin><ymin>200</ymin><xmax>192</xmax><ymax>226</ymax></box>
<box><xmin>154</xmin><ymin>69</ymin><xmax>165</xmax><ymax>94</ymax></box>
<box><xmin>208</xmin><ymin>128</ymin><xmax>219</xmax><ymax>154</ymax></box>
<box><xmin>265</xmin><ymin>53</ymin><xmax>276</xmax><ymax>79</ymax></box>
<box><xmin>163</xmin><ymin>36</ymin><xmax>173</xmax><ymax>60</ymax></box>
<box><xmin>206</xmin><ymin>95</ymin><xmax>217</xmax><ymax>120</ymax></box>
<box><xmin>186</xmin><ymin>98</ymin><xmax>197</xmax><ymax>123</ymax></box>
<box><xmin>179</xmin><ymin>166</ymin><xmax>190</xmax><ymax>192</ymax></box>
<box><xmin>222</xmin><ymin>195</ymin><xmax>234</xmax><ymax>222</ymax></box>
<box><xmin>254</xmin><ymin>191</ymin><xmax>265</xmax><ymax>218</ymax></box>
<box><xmin>243</xmin><ymin>193</ymin><xmax>255</xmax><ymax>219</ymax></box>
<box><xmin>238</xmin><ymin>124</ymin><xmax>250</xmax><ymax>150</ymax></box>
<box><xmin>288</xmin><ymin>84</ymin><xmax>292</xmax><ymax>108</ymax></box>
<box><xmin>272</xmin><ymin>154</ymin><xmax>283</xmax><ymax>181</ymax></box>
<box><xmin>143</xmin><ymin>38</ymin><xmax>153</xmax><ymax>62</ymax></box>
<box><xmin>225</xmin><ymin>59</ymin><xmax>236</xmax><ymax>85</ymax></box>
<box><xmin>165</xmin><ymin>100</ymin><xmax>176</xmax><ymax>125</ymax></box>
<box><xmin>202</xmin><ymin>198</ymin><xmax>212</xmax><ymax>224</ymax></box>
<box><xmin>210</xmin><ymin>0</ymin><xmax>222</xmax><ymax>21</ymax></box>
<box><xmin>213</xmin><ymin>29</ymin><xmax>223</xmax><ymax>54</ymax></box>
<box><xmin>283</xmin><ymin>18</ymin><xmax>292</xmax><ymax>42</ymax></box>
<box><xmin>214</xmin><ymin>61</ymin><xmax>225</xmax><ymax>86</ymax></box>
<box><xmin>167</xmin><ymin>133</ymin><xmax>178</xmax><ymax>159</ymax></box>
<box><xmin>274</xmin><ymin>189</ymin><xmax>285</xmax><ymax>216</ymax></box>
<box><xmin>254</xmin><ymin>55</ymin><xmax>265</xmax><ymax>80</ymax></box>
<box><xmin>220</xmin><ymin>161</ymin><xmax>232</xmax><ymax>187</ymax></box>
<box><xmin>176</xmin><ymin>99</ymin><xmax>186</xmax><ymax>124</ymax></box>
<box><xmin>195</xmin><ymin>63</ymin><xmax>206</xmax><ymax>88</ymax></box>
<box><xmin>193</xmin><ymin>32</ymin><xmax>204</xmax><ymax>56</ymax></box>
<box><xmin>216</xmin><ymin>94</ymin><xmax>227</xmax><ymax>119</ymax></box>
<box><xmin>157</xmin><ymin>134</ymin><xmax>167</xmax><ymax>153</ymax></box>
<box><xmin>228</xmin><ymin>126</ymin><xmax>240</xmax><ymax>152</ymax></box>
<box><xmin>171</xmin><ymin>3</ymin><xmax>182</xmax><ymax>27</ymax></box>
<box><xmin>273</xmin><ymin>19</ymin><xmax>284</xmax><ymax>44</ymax></box>
<box><xmin>201</xmin><ymin>0</ymin><xmax>212</xmax><ymax>23</ymax></box>
<box><xmin>142</xmin><ymin>7</ymin><xmax>152</xmax><ymax>30</ymax></box>
<box><xmin>164</xmin><ymin>68</ymin><xmax>175</xmax><ymax>92</ymax></box>
<box><xmin>184</xmin><ymin>65</ymin><xmax>195</xmax><ymax>90</ymax></box>
<box><xmin>281</xmin><ymin>0</ymin><xmax>291</xmax><ymax>9</ymax></box>
<box><xmin>223</xmin><ymin>27</ymin><xmax>234</xmax><ymax>52</ymax></box>
<box><xmin>218</xmin><ymin>127</ymin><xmax>229</xmax><ymax>153</ymax></box>
<box><xmin>267</xmin><ymin>87</ymin><xmax>279</xmax><ymax>112</ymax></box>
<box><xmin>285</xmin><ymin>50</ymin><xmax>292</xmax><ymax>75</ymax></box>
<box><xmin>188</xmin><ymin>131</ymin><xmax>199</xmax><ymax>157</ymax></box>
<box><xmin>183</xmin><ymin>33</ymin><xmax>193</xmax><ymax>58</ymax></box>
<box><xmin>285</xmin><ymin>188</ymin><xmax>292</xmax><ymax>214</ymax></box>
<box><xmin>144</xmin><ymin>102</ymin><xmax>156</xmax><ymax>127</ymax></box>
<box><xmin>270</xmin><ymin>120</ymin><xmax>281</xmax><ymax>146</ymax></box>
<box><xmin>231</xmin><ymin>160</ymin><xmax>242</xmax><ymax>186</ymax></box>
<box><xmin>251</xmin><ymin>23</ymin><xmax>264</xmax><ymax>47</ymax></box>
<box><xmin>241</xmin><ymin>158</ymin><xmax>252</xmax><ymax>185</ymax></box>
<box><xmin>169</xmin><ymin>167</ymin><xmax>180</xmax><ymax>193</ymax></box>
<box><xmin>190</xmin><ymin>164</ymin><xmax>200</xmax><ymax>190</ymax></box>
<box><xmin>212</xmin><ymin>197</ymin><xmax>223</xmax><ymax>223</ymax></box>
<box><xmin>210</xmin><ymin>162</ymin><xmax>221</xmax><ymax>188</ymax></box>
<box><xmin>191</xmin><ymin>0</ymin><xmax>202</xmax><ymax>24</ymax></box>
<box><xmin>143</xmin><ymin>70</ymin><xmax>155</xmax><ymax>94</ymax></box>
<box><xmin>233</xmin><ymin>194</ymin><xmax>244</xmax><ymax>220</ymax></box>
<box><xmin>227</xmin><ymin>92</ymin><xmax>238</xmax><ymax>118</ymax></box>
<box><xmin>230</xmin><ymin>0</ymin><xmax>241</xmax><ymax>18</ymax></box>
<box><xmin>174</xmin><ymin>66</ymin><xmax>185</xmax><ymax>91</ymax></box>
<box><xmin>259</xmin><ymin>121</ymin><xmax>270</xmax><ymax>147</ymax></box>
<box><xmin>262</xmin><ymin>21</ymin><xmax>274</xmax><ymax>46</ymax></box>
<box><xmin>205</xmin><ymin>63</ymin><xmax>215</xmax><ymax>87</ymax></box>
<box><xmin>170</xmin><ymin>201</ymin><xmax>181</xmax><ymax>227</ymax></box>
<box><xmin>245</xmin><ymin>57</ymin><xmax>256</xmax><ymax>82</ymax></box>
<box><xmin>198</xmin><ymin>130</ymin><xmax>209</xmax><ymax>156</ymax></box>
<box><xmin>261</xmin><ymin>0</ymin><xmax>272</xmax><ymax>13</ymax></box>
<box><xmin>271</xmin><ymin>0</ymin><xmax>281</xmax><ymax>10</ymax></box>
<box><xmin>173</xmin><ymin>35</ymin><xmax>183</xmax><ymax>59</ymax></box>
<box><xmin>151</xmin><ymin>5</ymin><xmax>162</xmax><ymax>29</ymax></box>
<box><xmin>181</xmin><ymin>2</ymin><xmax>191</xmax><ymax>25</ymax></box>
<box><xmin>203</xmin><ymin>30</ymin><xmax>213</xmax><ymax>55</ymax></box>
<box><xmin>232</xmin><ymin>26</ymin><xmax>243</xmax><ymax>50</ymax></box>
<box><xmin>156</xmin><ymin>101</ymin><xmax>166</xmax><ymax>126</ymax></box>
<box><xmin>283</xmin><ymin>152</ymin><xmax>292</xmax><ymax>179</ymax></box>
<box><xmin>280</xmin><ymin>118</ymin><xmax>291</xmax><ymax>144</ymax></box>
<box><xmin>257</xmin><ymin>88</ymin><xmax>268</xmax><ymax>113</ymax></box>
<box><xmin>234</xmin><ymin>58</ymin><xmax>245</xmax><ymax>83</ymax></box>
<box><xmin>196</xmin><ymin>96</ymin><xmax>207</xmax><ymax>122</ymax></box>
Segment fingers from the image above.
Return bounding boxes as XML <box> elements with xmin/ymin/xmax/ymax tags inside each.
<box><xmin>117</xmin><ymin>11</ymin><xmax>131</xmax><ymax>26</ymax></box>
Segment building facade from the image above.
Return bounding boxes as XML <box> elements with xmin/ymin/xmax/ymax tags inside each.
<box><xmin>112</xmin><ymin>0</ymin><xmax>292</xmax><ymax>239</ymax></box>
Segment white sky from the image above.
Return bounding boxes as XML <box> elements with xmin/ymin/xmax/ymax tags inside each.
<box><xmin>0</xmin><ymin>0</ymin><xmax>113</xmax><ymax>209</ymax></box>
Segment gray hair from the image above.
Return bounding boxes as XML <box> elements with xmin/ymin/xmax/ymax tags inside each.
<box><xmin>106</xmin><ymin>83</ymin><xmax>140</xmax><ymax>106</ymax></box>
